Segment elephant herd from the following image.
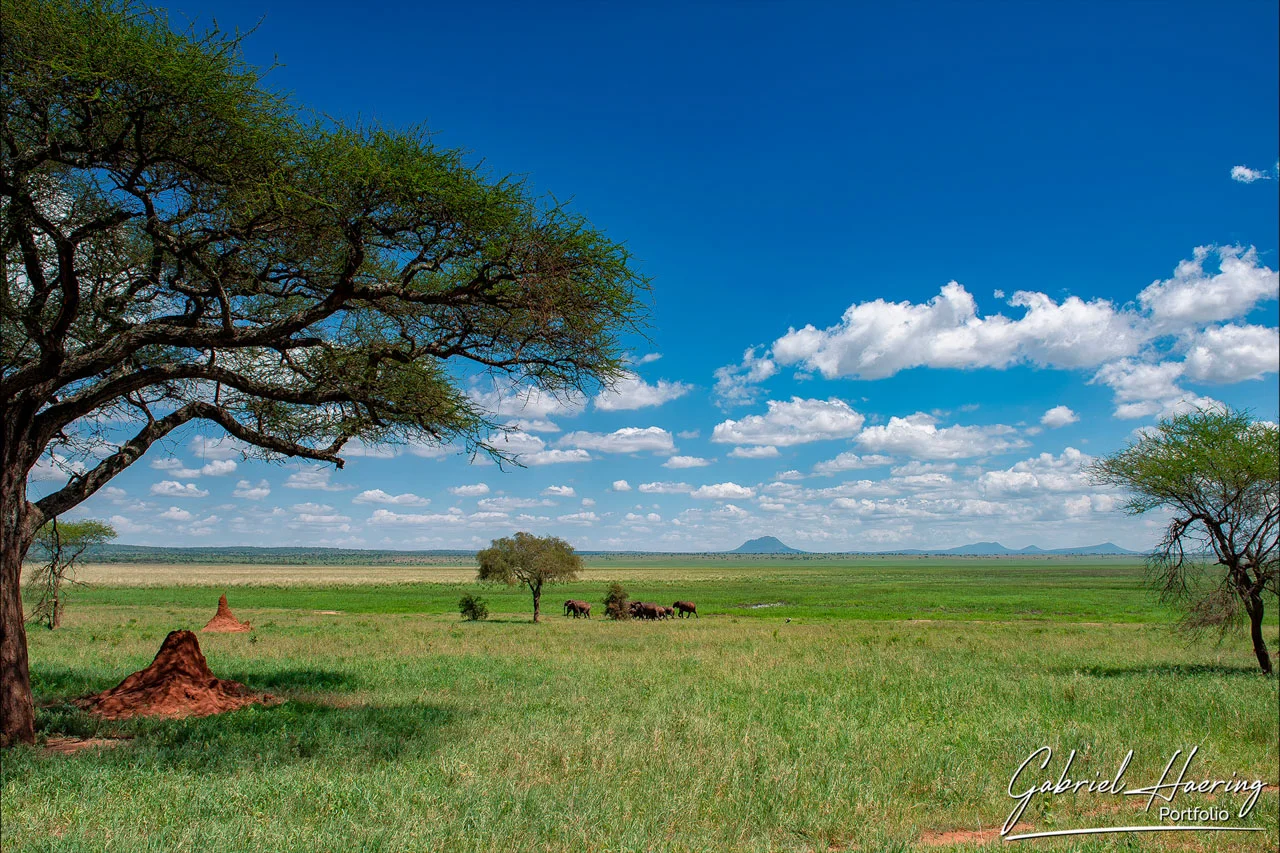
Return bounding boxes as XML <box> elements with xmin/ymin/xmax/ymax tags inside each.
<box><xmin>562</xmin><ymin>599</ymin><xmax>698</xmax><ymax>619</ymax></box>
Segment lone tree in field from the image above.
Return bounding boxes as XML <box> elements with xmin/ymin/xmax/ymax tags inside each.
<box><xmin>477</xmin><ymin>532</ymin><xmax>581</xmax><ymax>623</ymax></box>
<box><xmin>0</xmin><ymin>1</ymin><xmax>646</xmax><ymax>745</ymax></box>
<box><xmin>27</xmin><ymin>518</ymin><xmax>115</xmax><ymax>630</ymax></box>
<box><xmin>1088</xmin><ymin>408</ymin><xmax>1279</xmax><ymax>674</ymax></box>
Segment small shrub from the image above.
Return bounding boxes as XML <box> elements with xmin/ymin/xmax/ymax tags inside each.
<box><xmin>458</xmin><ymin>594</ymin><xmax>489</xmax><ymax>621</ymax></box>
<box><xmin>603</xmin><ymin>581</ymin><xmax>630</xmax><ymax>620</ymax></box>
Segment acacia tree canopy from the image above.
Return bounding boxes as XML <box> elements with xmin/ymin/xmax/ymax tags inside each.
<box><xmin>476</xmin><ymin>532</ymin><xmax>581</xmax><ymax>623</ymax></box>
<box><xmin>1088</xmin><ymin>408</ymin><xmax>1279</xmax><ymax>674</ymax></box>
<box><xmin>0</xmin><ymin>0</ymin><xmax>647</xmax><ymax>745</ymax></box>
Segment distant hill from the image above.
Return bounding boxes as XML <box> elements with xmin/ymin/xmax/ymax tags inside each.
<box><xmin>69</xmin><ymin>540</ymin><xmax>1137</xmax><ymax>564</ymax></box>
<box><xmin>895</xmin><ymin>541</ymin><xmax>1139</xmax><ymax>556</ymax></box>
<box><xmin>728</xmin><ymin>536</ymin><xmax>805</xmax><ymax>554</ymax></box>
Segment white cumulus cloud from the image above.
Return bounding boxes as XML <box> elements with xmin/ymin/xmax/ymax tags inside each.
<box><xmin>855</xmin><ymin>414</ymin><xmax>1026</xmax><ymax>460</ymax></box>
<box><xmin>812</xmin><ymin>452</ymin><xmax>895</xmax><ymax>475</ymax></box>
<box><xmin>470</xmin><ymin>379</ymin><xmax>585</xmax><ymax>433</ymax></box>
<box><xmin>1040</xmin><ymin>406</ymin><xmax>1079</xmax><ymax>428</ymax></box>
<box><xmin>284</xmin><ymin>468</ymin><xmax>348</xmax><ymax>491</ymax></box>
<box><xmin>525</xmin><ymin>448</ymin><xmax>593</xmax><ymax>465</ymax></box>
<box><xmin>1137</xmin><ymin>246</ymin><xmax>1278</xmax><ymax>331</ymax></box>
<box><xmin>663</xmin><ymin>455</ymin><xmax>712</xmax><ymax>468</ymax></box>
<box><xmin>353</xmin><ymin>489</ymin><xmax>430</xmax><ymax>507</ymax></box>
<box><xmin>728</xmin><ymin>445</ymin><xmax>780</xmax><ymax>459</ymax></box>
<box><xmin>595</xmin><ymin>372</ymin><xmax>692</xmax><ymax>411</ymax></box>
<box><xmin>713</xmin><ymin>346</ymin><xmax>778</xmax><ymax>405</ymax></box>
<box><xmin>1182</xmin><ymin>324</ymin><xmax>1280</xmax><ymax>384</ymax></box>
<box><xmin>150</xmin><ymin>480</ymin><xmax>209</xmax><ymax>498</ymax></box>
<box><xmin>638</xmin><ymin>481</ymin><xmax>693</xmax><ymax>494</ymax></box>
<box><xmin>232</xmin><ymin>479</ymin><xmax>271</xmax><ymax>500</ymax></box>
<box><xmin>560</xmin><ymin>426</ymin><xmax>675</xmax><ymax>454</ymax></box>
<box><xmin>770</xmin><ymin>283</ymin><xmax>1143</xmax><ymax>380</ymax></box>
<box><xmin>1231</xmin><ymin>164</ymin><xmax>1272</xmax><ymax>183</ymax></box>
<box><xmin>450</xmin><ymin>483</ymin><xmax>490</xmax><ymax>497</ymax></box>
<box><xmin>712</xmin><ymin>397</ymin><xmax>865</xmax><ymax>446</ymax></box>
<box><xmin>690</xmin><ymin>482</ymin><xmax>755</xmax><ymax>500</ymax></box>
<box><xmin>557</xmin><ymin>511</ymin><xmax>599</xmax><ymax>524</ymax></box>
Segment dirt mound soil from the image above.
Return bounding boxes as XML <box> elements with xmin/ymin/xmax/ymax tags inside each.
<box><xmin>75</xmin><ymin>630</ymin><xmax>275</xmax><ymax>720</ymax></box>
<box><xmin>202</xmin><ymin>593</ymin><xmax>251</xmax><ymax>632</ymax></box>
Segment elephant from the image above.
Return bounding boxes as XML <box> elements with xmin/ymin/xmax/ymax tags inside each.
<box><xmin>630</xmin><ymin>601</ymin><xmax>663</xmax><ymax>620</ymax></box>
<box><xmin>564</xmin><ymin>599</ymin><xmax>591</xmax><ymax>618</ymax></box>
<box><xmin>673</xmin><ymin>600</ymin><xmax>698</xmax><ymax>618</ymax></box>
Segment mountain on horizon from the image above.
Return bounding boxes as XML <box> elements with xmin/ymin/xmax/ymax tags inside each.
<box><xmin>896</xmin><ymin>541</ymin><xmax>1139</xmax><ymax>556</ymax></box>
<box><xmin>728</xmin><ymin>536</ymin><xmax>805</xmax><ymax>554</ymax></box>
<box><xmin>83</xmin><ymin>540</ymin><xmax>1138</xmax><ymax>562</ymax></box>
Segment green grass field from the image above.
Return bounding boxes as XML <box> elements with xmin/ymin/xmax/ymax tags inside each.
<box><xmin>3</xmin><ymin>557</ymin><xmax>1277</xmax><ymax>851</ymax></box>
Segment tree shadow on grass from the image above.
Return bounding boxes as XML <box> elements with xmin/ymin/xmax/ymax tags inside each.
<box><xmin>220</xmin><ymin>667</ymin><xmax>360</xmax><ymax>692</ymax></box>
<box><xmin>31</xmin><ymin>665</ymin><xmax>360</xmax><ymax>700</ymax></box>
<box><xmin>1065</xmin><ymin>663</ymin><xmax>1265</xmax><ymax>678</ymax></box>
<box><xmin>20</xmin><ymin>664</ymin><xmax>458</xmax><ymax>775</ymax></box>
<box><xmin>24</xmin><ymin>698</ymin><xmax>463</xmax><ymax>776</ymax></box>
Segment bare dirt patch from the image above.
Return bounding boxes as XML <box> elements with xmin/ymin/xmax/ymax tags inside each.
<box><xmin>74</xmin><ymin>629</ymin><xmax>277</xmax><ymax>720</ymax></box>
<box><xmin>918</xmin><ymin>823</ymin><xmax>1030</xmax><ymax>847</ymax></box>
<box><xmin>43</xmin><ymin>736</ymin><xmax>130</xmax><ymax>755</ymax></box>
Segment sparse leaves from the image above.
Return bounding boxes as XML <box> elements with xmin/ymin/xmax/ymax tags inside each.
<box><xmin>1087</xmin><ymin>408</ymin><xmax>1279</xmax><ymax>672</ymax></box>
<box><xmin>26</xmin><ymin>518</ymin><xmax>115</xmax><ymax>629</ymax></box>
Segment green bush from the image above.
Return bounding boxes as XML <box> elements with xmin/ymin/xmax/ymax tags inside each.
<box><xmin>603</xmin><ymin>582</ymin><xmax>630</xmax><ymax>620</ymax></box>
<box><xmin>458</xmin><ymin>594</ymin><xmax>489</xmax><ymax>621</ymax></box>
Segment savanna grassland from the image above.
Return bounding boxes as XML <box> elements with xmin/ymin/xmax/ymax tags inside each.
<box><xmin>2</xmin><ymin>556</ymin><xmax>1277</xmax><ymax>852</ymax></box>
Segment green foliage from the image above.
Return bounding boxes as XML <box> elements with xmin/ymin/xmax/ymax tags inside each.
<box><xmin>26</xmin><ymin>518</ymin><xmax>116</xmax><ymax>629</ymax></box>
<box><xmin>1</xmin><ymin>0</ymin><xmax>645</xmax><ymax>743</ymax></box>
<box><xmin>603</xmin><ymin>581</ymin><xmax>630</xmax><ymax>620</ymax></box>
<box><xmin>1089</xmin><ymin>407</ymin><xmax>1279</xmax><ymax>671</ymax></box>
<box><xmin>477</xmin><ymin>532</ymin><xmax>582</xmax><ymax>622</ymax></box>
<box><xmin>457</xmin><ymin>593</ymin><xmax>488</xmax><ymax>622</ymax></box>
<box><xmin>2</xmin><ymin>0</ymin><xmax>648</xmax><ymax>518</ymax></box>
<box><xmin>1088</xmin><ymin>408</ymin><xmax>1279</xmax><ymax>516</ymax></box>
<box><xmin>476</xmin><ymin>532</ymin><xmax>581</xmax><ymax>589</ymax></box>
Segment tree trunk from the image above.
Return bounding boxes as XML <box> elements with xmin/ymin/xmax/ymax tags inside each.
<box><xmin>531</xmin><ymin>581</ymin><xmax>542</xmax><ymax>623</ymax></box>
<box><xmin>1</xmin><ymin>476</ymin><xmax>36</xmax><ymax>746</ymax></box>
<box><xmin>1246</xmin><ymin>594</ymin><xmax>1272</xmax><ymax>675</ymax></box>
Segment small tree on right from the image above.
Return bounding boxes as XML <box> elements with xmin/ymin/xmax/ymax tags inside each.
<box><xmin>1088</xmin><ymin>408</ymin><xmax>1278</xmax><ymax>673</ymax></box>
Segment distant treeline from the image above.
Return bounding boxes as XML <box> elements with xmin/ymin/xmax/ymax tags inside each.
<box><xmin>58</xmin><ymin>544</ymin><xmax>1143</xmax><ymax>565</ymax></box>
<box><xmin>73</xmin><ymin>544</ymin><xmax>478</xmax><ymax>565</ymax></box>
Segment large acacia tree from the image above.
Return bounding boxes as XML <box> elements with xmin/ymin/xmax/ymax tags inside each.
<box><xmin>1089</xmin><ymin>409</ymin><xmax>1278</xmax><ymax>674</ymax></box>
<box><xmin>0</xmin><ymin>0</ymin><xmax>646</xmax><ymax>745</ymax></box>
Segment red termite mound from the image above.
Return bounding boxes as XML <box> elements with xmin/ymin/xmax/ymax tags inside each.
<box><xmin>75</xmin><ymin>630</ymin><xmax>275</xmax><ymax>720</ymax></box>
<box><xmin>202</xmin><ymin>593</ymin><xmax>251</xmax><ymax>633</ymax></box>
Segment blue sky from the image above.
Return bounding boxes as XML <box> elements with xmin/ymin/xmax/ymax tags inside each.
<box><xmin>44</xmin><ymin>0</ymin><xmax>1279</xmax><ymax>551</ymax></box>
